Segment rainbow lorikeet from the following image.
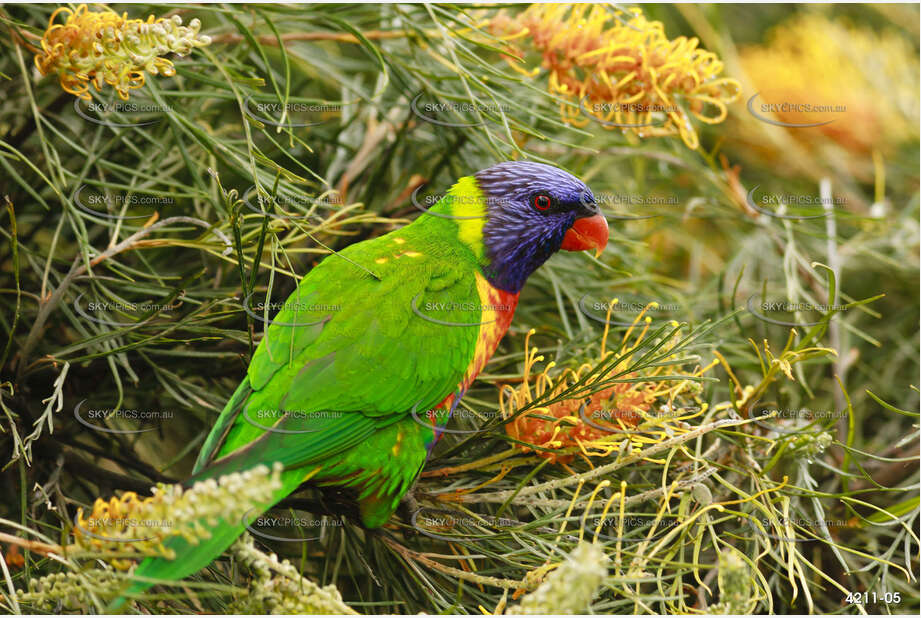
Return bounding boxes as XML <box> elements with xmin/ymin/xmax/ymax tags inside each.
<box><xmin>117</xmin><ymin>161</ymin><xmax>608</xmax><ymax>603</ymax></box>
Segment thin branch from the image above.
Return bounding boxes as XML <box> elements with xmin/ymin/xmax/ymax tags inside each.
<box><xmin>17</xmin><ymin>217</ymin><xmax>231</xmax><ymax>377</ymax></box>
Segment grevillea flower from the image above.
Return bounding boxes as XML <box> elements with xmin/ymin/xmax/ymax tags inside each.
<box><xmin>512</xmin><ymin>542</ymin><xmax>609</xmax><ymax>614</ymax></box>
<box><xmin>738</xmin><ymin>12</ymin><xmax>919</xmax><ymax>155</ymax></box>
<box><xmin>34</xmin><ymin>4</ymin><xmax>211</xmax><ymax>101</ymax></box>
<box><xmin>230</xmin><ymin>535</ymin><xmax>358</xmax><ymax>614</ymax></box>
<box><xmin>12</xmin><ymin>568</ymin><xmax>123</xmax><ymax>609</ymax></box>
<box><xmin>500</xmin><ymin>303</ymin><xmax>713</xmax><ymax>464</ymax></box>
<box><xmin>71</xmin><ymin>464</ymin><xmax>282</xmax><ymax>569</ymax></box>
<box><xmin>490</xmin><ymin>4</ymin><xmax>741</xmax><ymax>149</ymax></box>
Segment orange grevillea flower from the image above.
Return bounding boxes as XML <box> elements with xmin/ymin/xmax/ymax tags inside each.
<box><xmin>500</xmin><ymin>304</ymin><xmax>713</xmax><ymax>464</ymax></box>
<box><xmin>490</xmin><ymin>5</ymin><xmax>740</xmax><ymax>149</ymax></box>
<box><xmin>34</xmin><ymin>4</ymin><xmax>211</xmax><ymax>101</ymax></box>
<box><xmin>739</xmin><ymin>12</ymin><xmax>918</xmax><ymax>155</ymax></box>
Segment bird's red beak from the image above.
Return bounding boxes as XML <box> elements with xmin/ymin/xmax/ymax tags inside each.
<box><xmin>561</xmin><ymin>214</ymin><xmax>609</xmax><ymax>258</ymax></box>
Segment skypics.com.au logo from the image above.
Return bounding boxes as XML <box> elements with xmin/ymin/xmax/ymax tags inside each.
<box><xmin>746</xmin><ymin>92</ymin><xmax>846</xmax><ymax>128</ymax></box>
<box><xmin>242</xmin><ymin>97</ymin><xmax>343</xmax><ymax>128</ymax></box>
<box><xmin>410</xmin><ymin>93</ymin><xmax>512</xmax><ymax>128</ymax></box>
<box><xmin>71</xmin><ymin>185</ymin><xmax>175</xmax><ymax>220</ymax></box>
<box><xmin>74</xmin><ymin>400</ymin><xmax>173</xmax><ymax>435</ymax></box>
<box><xmin>242</xmin><ymin>508</ymin><xmax>343</xmax><ymax>543</ymax></box>
<box><xmin>242</xmin><ymin>185</ymin><xmax>343</xmax><ymax>221</ymax></box>
<box><xmin>746</xmin><ymin>185</ymin><xmax>848</xmax><ymax>220</ymax></box>
<box><xmin>579</xmin><ymin>96</ymin><xmax>678</xmax><ymax>129</ymax></box>
<box><xmin>578</xmin><ymin>293</ymin><xmax>684</xmax><ymax>327</ymax></box>
<box><xmin>74</xmin><ymin>95</ymin><xmax>175</xmax><ymax>128</ymax></box>
<box><xmin>73</xmin><ymin>292</ymin><xmax>181</xmax><ymax>327</ymax></box>
<box><xmin>240</xmin><ymin>408</ymin><xmax>346</xmax><ymax>435</ymax></box>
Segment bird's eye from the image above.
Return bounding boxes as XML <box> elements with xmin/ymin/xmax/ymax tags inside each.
<box><xmin>532</xmin><ymin>193</ymin><xmax>553</xmax><ymax>211</ymax></box>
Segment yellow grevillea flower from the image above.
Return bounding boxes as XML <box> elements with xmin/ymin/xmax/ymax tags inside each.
<box><xmin>739</xmin><ymin>12</ymin><xmax>919</xmax><ymax>154</ymax></box>
<box><xmin>490</xmin><ymin>5</ymin><xmax>740</xmax><ymax>149</ymax></box>
<box><xmin>34</xmin><ymin>4</ymin><xmax>211</xmax><ymax>101</ymax></box>
<box><xmin>500</xmin><ymin>304</ymin><xmax>714</xmax><ymax>464</ymax></box>
<box><xmin>71</xmin><ymin>464</ymin><xmax>281</xmax><ymax>569</ymax></box>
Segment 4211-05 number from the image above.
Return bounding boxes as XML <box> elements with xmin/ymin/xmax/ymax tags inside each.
<box><xmin>845</xmin><ymin>592</ymin><xmax>901</xmax><ymax>605</ymax></box>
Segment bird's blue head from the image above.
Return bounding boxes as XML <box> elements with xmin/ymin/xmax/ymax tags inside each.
<box><xmin>468</xmin><ymin>161</ymin><xmax>609</xmax><ymax>293</ymax></box>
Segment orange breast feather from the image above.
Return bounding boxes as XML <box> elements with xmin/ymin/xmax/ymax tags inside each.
<box><xmin>438</xmin><ymin>272</ymin><xmax>519</xmax><ymax>410</ymax></box>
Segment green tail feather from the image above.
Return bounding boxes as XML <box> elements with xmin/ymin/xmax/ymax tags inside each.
<box><xmin>107</xmin><ymin>466</ymin><xmax>315</xmax><ymax>611</ymax></box>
